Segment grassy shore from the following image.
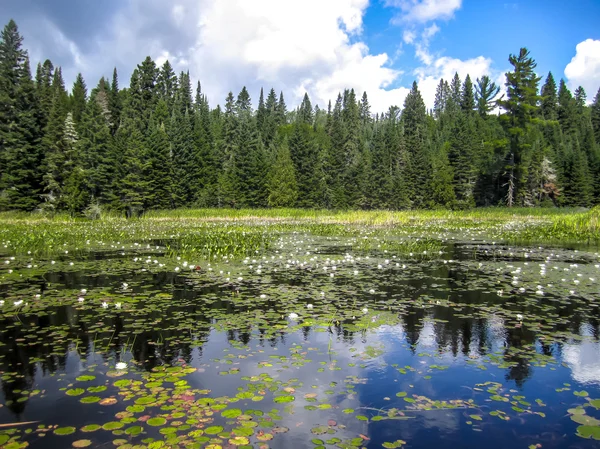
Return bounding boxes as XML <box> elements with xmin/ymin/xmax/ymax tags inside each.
<box><xmin>1</xmin><ymin>207</ymin><xmax>598</xmax><ymax>257</ymax></box>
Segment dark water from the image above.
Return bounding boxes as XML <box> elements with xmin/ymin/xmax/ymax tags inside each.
<box><xmin>1</xmin><ymin>239</ymin><xmax>600</xmax><ymax>449</ymax></box>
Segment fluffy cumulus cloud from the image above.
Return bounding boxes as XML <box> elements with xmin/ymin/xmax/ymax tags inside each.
<box><xmin>414</xmin><ymin>55</ymin><xmax>498</xmax><ymax>109</ymax></box>
<box><xmin>1</xmin><ymin>0</ymin><xmax>502</xmax><ymax>113</ymax></box>
<box><xmin>386</xmin><ymin>0</ymin><xmax>462</xmax><ymax>23</ymax></box>
<box><xmin>1</xmin><ymin>0</ymin><xmax>414</xmax><ymax>113</ymax></box>
<box><xmin>565</xmin><ymin>39</ymin><xmax>600</xmax><ymax>99</ymax></box>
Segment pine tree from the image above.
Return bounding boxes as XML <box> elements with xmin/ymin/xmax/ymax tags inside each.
<box><xmin>289</xmin><ymin>119</ymin><xmax>319</xmax><ymax>207</ymax></box>
<box><xmin>268</xmin><ymin>138</ymin><xmax>298</xmax><ymax>207</ymax></box>
<box><xmin>70</xmin><ymin>73</ymin><xmax>87</xmax><ymax>125</ymax></box>
<box><xmin>119</xmin><ymin>126</ymin><xmax>150</xmax><ymax>216</ymax></box>
<box><xmin>558</xmin><ymin>79</ymin><xmax>577</xmax><ymax>136</ymax></box>
<box><xmin>402</xmin><ymin>81</ymin><xmax>430</xmax><ymax>208</ymax></box>
<box><xmin>256</xmin><ymin>87</ymin><xmax>266</xmax><ymax>131</ymax></box>
<box><xmin>146</xmin><ymin>105</ymin><xmax>175</xmax><ymax>209</ymax></box>
<box><xmin>0</xmin><ymin>21</ymin><xmax>43</xmax><ymax>211</ymax></box>
<box><xmin>41</xmin><ymin>75</ymin><xmax>70</xmax><ymax>211</ymax></box>
<box><xmin>592</xmin><ymin>88</ymin><xmax>600</xmax><ymax>145</ymax></box>
<box><xmin>217</xmin><ymin>92</ymin><xmax>238</xmax><ymax>207</ymax></box>
<box><xmin>298</xmin><ymin>93</ymin><xmax>313</xmax><ymax>125</ymax></box>
<box><xmin>497</xmin><ymin>48</ymin><xmax>542</xmax><ymax>206</ymax></box>
<box><xmin>109</xmin><ymin>68</ymin><xmax>121</xmax><ymax>134</ymax></box>
<box><xmin>434</xmin><ymin>78</ymin><xmax>448</xmax><ymax>119</ymax></box>
<box><xmin>460</xmin><ymin>75</ymin><xmax>476</xmax><ymax>114</ymax></box>
<box><xmin>78</xmin><ymin>95</ymin><xmax>116</xmax><ymax>206</ymax></box>
<box><xmin>475</xmin><ymin>75</ymin><xmax>500</xmax><ymax>117</ymax></box>
<box><xmin>36</xmin><ymin>59</ymin><xmax>54</xmax><ymax>129</ymax></box>
<box><xmin>276</xmin><ymin>91</ymin><xmax>287</xmax><ymax>125</ymax></box>
<box><xmin>540</xmin><ymin>72</ymin><xmax>558</xmax><ymax>121</ymax></box>
<box><xmin>156</xmin><ymin>60</ymin><xmax>178</xmax><ymax>112</ymax></box>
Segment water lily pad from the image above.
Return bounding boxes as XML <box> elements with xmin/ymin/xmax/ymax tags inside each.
<box><xmin>577</xmin><ymin>425</ymin><xmax>600</xmax><ymax>440</ymax></box>
<box><xmin>72</xmin><ymin>439</ymin><xmax>92</xmax><ymax>448</ymax></box>
<box><xmin>54</xmin><ymin>427</ymin><xmax>76</xmax><ymax>436</ymax></box>
<box><xmin>311</xmin><ymin>426</ymin><xmax>329</xmax><ymax>435</ymax></box>
<box><xmin>66</xmin><ymin>388</ymin><xmax>85</xmax><ymax>396</ymax></box>
<box><xmin>147</xmin><ymin>417</ymin><xmax>167</xmax><ymax>427</ymax></box>
<box><xmin>204</xmin><ymin>426</ymin><xmax>224</xmax><ymax>435</ymax></box>
<box><xmin>228</xmin><ymin>436</ymin><xmax>250</xmax><ymax>445</ymax></box>
<box><xmin>103</xmin><ymin>422</ymin><xmax>124</xmax><ymax>431</ymax></box>
<box><xmin>125</xmin><ymin>426</ymin><xmax>143</xmax><ymax>436</ymax></box>
<box><xmin>81</xmin><ymin>424</ymin><xmax>101</xmax><ymax>432</ymax></box>
<box><xmin>80</xmin><ymin>396</ymin><xmax>101</xmax><ymax>404</ymax></box>
<box><xmin>571</xmin><ymin>414</ymin><xmax>600</xmax><ymax>426</ymax></box>
<box><xmin>256</xmin><ymin>432</ymin><xmax>274</xmax><ymax>441</ymax></box>
<box><xmin>222</xmin><ymin>408</ymin><xmax>242</xmax><ymax>419</ymax></box>
<box><xmin>273</xmin><ymin>395</ymin><xmax>295</xmax><ymax>403</ymax></box>
<box><xmin>76</xmin><ymin>375</ymin><xmax>96</xmax><ymax>382</ymax></box>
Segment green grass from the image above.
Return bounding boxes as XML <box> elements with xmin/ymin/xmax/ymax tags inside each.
<box><xmin>1</xmin><ymin>207</ymin><xmax>598</xmax><ymax>258</ymax></box>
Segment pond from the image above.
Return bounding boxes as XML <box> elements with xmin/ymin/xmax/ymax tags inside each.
<box><xmin>1</xmin><ymin>230</ymin><xmax>600</xmax><ymax>449</ymax></box>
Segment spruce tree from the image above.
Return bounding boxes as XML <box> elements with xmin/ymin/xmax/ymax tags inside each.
<box><xmin>267</xmin><ymin>138</ymin><xmax>298</xmax><ymax>207</ymax></box>
<box><xmin>119</xmin><ymin>126</ymin><xmax>150</xmax><ymax>216</ymax></box>
<box><xmin>558</xmin><ymin>79</ymin><xmax>577</xmax><ymax>135</ymax></box>
<box><xmin>460</xmin><ymin>75</ymin><xmax>476</xmax><ymax>113</ymax></box>
<box><xmin>540</xmin><ymin>72</ymin><xmax>558</xmax><ymax>121</ymax></box>
<box><xmin>0</xmin><ymin>21</ymin><xmax>43</xmax><ymax>212</ymax></box>
<box><xmin>402</xmin><ymin>81</ymin><xmax>430</xmax><ymax>208</ymax></box>
<box><xmin>70</xmin><ymin>73</ymin><xmax>87</xmax><ymax>125</ymax></box>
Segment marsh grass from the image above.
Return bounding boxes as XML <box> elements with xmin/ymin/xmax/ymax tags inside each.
<box><xmin>1</xmin><ymin>207</ymin><xmax>597</xmax><ymax>258</ymax></box>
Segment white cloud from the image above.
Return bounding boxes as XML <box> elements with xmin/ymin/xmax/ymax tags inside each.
<box><xmin>414</xmin><ymin>55</ymin><xmax>496</xmax><ymax>109</ymax></box>
<box><xmin>564</xmin><ymin>39</ymin><xmax>600</xmax><ymax>99</ymax></box>
<box><xmin>563</xmin><ymin>340</ymin><xmax>600</xmax><ymax>385</ymax></box>
<box><xmin>386</xmin><ymin>0</ymin><xmax>462</xmax><ymax>23</ymax></box>
<box><xmin>403</xmin><ymin>29</ymin><xmax>417</xmax><ymax>44</ymax></box>
<box><xmin>422</xmin><ymin>23</ymin><xmax>440</xmax><ymax>39</ymax></box>
<box><xmin>82</xmin><ymin>0</ymin><xmax>408</xmax><ymax>113</ymax></box>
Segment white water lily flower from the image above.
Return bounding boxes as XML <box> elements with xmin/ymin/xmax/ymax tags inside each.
<box><xmin>362</xmin><ymin>308</ymin><xmax>368</xmax><ymax>314</ymax></box>
<box><xmin>369</xmin><ymin>289</ymin><xmax>375</xmax><ymax>294</ymax></box>
<box><xmin>122</xmin><ymin>282</ymin><xmax>129</xmax><ymax>289</ymax></box>
<box><xmin>14</xmin><ymin>300</ymin><xmax>23</xmax><ymax>306</ymax></box>
<box><xmin>78</xmin><ymin>297</ymin><xmax>85</xmax><ymax>303</ymax></box>
<box><xmin>116</xmin><ymin>362</ymin><xmax>127</xmax><ymax>370</ymax></box>
<box><xmin>80</xmin><ymin>289</ymin><xmax>87</xmax><ymax>294</ymax></box>
<box><xmin>516</xmin><ymin>313</ymin><xmax>523</xmax><ymax>321</ymax></box>
<box><xmin>115</xmin><ymin>302</ymin><xmax>122</xmax><ymax>309</ymax></box>
<box><xmin>288</xmin><ymin>312</ymin><xmax>299</xmax><ymax>320</ymax></box>
<box><xmin>102</xmin><ymin>302</ymin><xmax>108</xmax><ymax>309</ymax></box>
<box><xmin>306</xmin><ymin>304</ymin><xmax>313</xmax><ymax>309</ymax></box>
<box><xmin>0</xmin><ymin>300</ymin><xmax>4</xmax><ymax>306</ymax></box>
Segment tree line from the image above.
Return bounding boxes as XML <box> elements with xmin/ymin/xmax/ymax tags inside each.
<box><xmin>1</xmin><ymin>19</ymin><xmax>599</xmax><ymax>215</ymax></box>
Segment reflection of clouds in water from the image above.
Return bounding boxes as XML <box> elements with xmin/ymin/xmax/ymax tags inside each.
<box><xmin>195</xmin><ymin>327</ymin><xmax>369</xmax><ymax>441</ymax></box>
<box><xmin>562</xmin><ymin>326</ymin><xmax>600</xmax><ymax>385</ymax></box>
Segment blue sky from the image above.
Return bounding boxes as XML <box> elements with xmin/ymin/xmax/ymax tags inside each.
<box><xmin>1</xmin><ymin>0</ymin><xmax>599</xmax><ymax>111</ymax></box>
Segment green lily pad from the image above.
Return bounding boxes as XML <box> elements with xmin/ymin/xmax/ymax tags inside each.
<box><xmin>66</xmin><ymin>388</ymin><xmax>85</xmax><ymax>396</ymax></box>
<box><xmin>54</xmin><ymin>427</ymin><xmax>76</xmax><ymax>436</ymax></box>
<box><xmin>577</xmin><ymin>425</ymin><xmax>600</xmax><ymax>440</ymax></box>
<box><xmin>204</xmin><ymin>426</ymin><xmax>224</xmax><ymax>435</ymax></box>
<box><xmin>147</xmin><ymin>417</ymin><xmax>167</xmax><ymax>427</ymax></box>
<box><xmin>222</xmin><ymin>408</ymin><xmax>242</xmax><ymax>419</ymax></box>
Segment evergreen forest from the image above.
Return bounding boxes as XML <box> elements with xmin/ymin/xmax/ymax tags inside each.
<box><xmin>1</xmin><ymin>19</ymin><xmax>600</xmax><ymax>216</ymax></box>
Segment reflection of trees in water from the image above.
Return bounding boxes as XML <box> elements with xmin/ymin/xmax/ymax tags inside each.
<box><xmin>502</xmin><ymin>325</ymin><xmax>536</xmax><ymax>387</ymax></box>
<box><xmin>1</xmin><ymin>287</ymin><xmax>596</xmax><ymax>419</ymax></box>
